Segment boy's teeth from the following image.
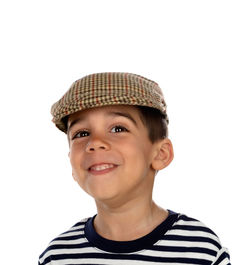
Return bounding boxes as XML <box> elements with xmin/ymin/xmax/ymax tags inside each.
<box><xmin>90</xmin><ymin>164</ymin><xmax>115</xmax><ymax>171</ymax></box>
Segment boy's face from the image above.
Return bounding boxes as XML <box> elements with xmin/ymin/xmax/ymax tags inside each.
<box><xmin>67</xmin><ymin>105</ymin><xmax>167</xmax><ymax>204</ymax></box>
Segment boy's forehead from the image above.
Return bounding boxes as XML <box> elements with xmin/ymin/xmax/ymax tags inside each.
<box><xmin>69</xmin><ymin>105</ymin><xmax>138</xmax><ymax>119</ymax></box>
<box><xmin>67</xmin><ymin>105</ymin><xmax>140</xmax><ymax>129</ymax></box>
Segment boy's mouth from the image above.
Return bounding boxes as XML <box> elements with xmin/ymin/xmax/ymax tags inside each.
<box><xmin>89</xmin><ymin>163</ymin><xmax>116</xmax><ymax>171</ymax></box>
<box><xmin>88</xmin><ymin>163</ymin><xmax>118</xmax><ymax>175</ymax></box>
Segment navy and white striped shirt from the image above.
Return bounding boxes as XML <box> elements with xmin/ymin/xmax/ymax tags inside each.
<box><xmin>38</xmin><ymin>210</ymin><xmax>231</xmax><ymax>264</ymax></box>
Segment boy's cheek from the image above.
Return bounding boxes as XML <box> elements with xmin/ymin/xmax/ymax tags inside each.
<box><xmin>69</xmin><ymin>141</ymin><xmax>84</xmax><ymax>153</ymax></box>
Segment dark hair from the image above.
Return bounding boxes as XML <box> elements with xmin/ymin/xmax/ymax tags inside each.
<box><xmin>135</xmin><ymin>106</ymin><xmax>168</xmax><ymax>143</ymax></box>
<box><xmin>62</xmin><ymin>106</ymin><xmax>168</xmax><ymax>143</ymax></box>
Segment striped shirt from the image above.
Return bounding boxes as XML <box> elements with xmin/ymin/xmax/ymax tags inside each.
<box><xmin>38</xmin><ymin>210</ymin><xmax>231</xmax><ymax>264</ymax></box>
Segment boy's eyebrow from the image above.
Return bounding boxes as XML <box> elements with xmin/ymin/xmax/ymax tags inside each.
<box><xmin>68</xmin><ymin>111</ymin><xmax>138</xmax><ymax>132</ymax></box>
<box><xmin>108</xmin><ymin>111</ymin><xmax>138</xmax><ymax>127</ymax></box>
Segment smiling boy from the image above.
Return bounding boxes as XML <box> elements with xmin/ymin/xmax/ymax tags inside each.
<box><xmin>39</xmin><ymin>72</ymin><xmax>231</xmax><ymax>264</ymax></box>
<box><xmin>67</xmin><ymin>104</ymin><xmax>172</xmax><ymax>242</ymax></box>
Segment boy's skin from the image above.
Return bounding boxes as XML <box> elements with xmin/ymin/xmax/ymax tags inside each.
<box><xmin>66</xmin><ymin>104</ymin><xmax>174</xmax><ymax>241</ymax></box>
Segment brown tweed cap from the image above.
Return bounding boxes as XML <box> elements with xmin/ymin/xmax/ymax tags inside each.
<box><xmin>51</xmin><ymin>72</ymin><xmax>168</xmax><ymax>133</ymax></box>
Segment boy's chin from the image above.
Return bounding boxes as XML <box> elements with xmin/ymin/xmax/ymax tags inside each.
<box><xmin>91</xmin><ymin>191</ymin><xmax>127</xmax><ymax>207</ymax></box>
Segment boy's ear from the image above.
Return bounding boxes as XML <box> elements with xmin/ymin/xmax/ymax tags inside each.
<box><xmin>68</xmin><ymin>152</ymin><xmax>77</xmax><ymax>182</ymax></box>
<box><xmin>151</xmin><ymin>138</ymin><xmax>174</xmax><ymax>171</ymax></box>
<box><xmin>72</xmin><ymin>172</ymin><xmax>77</xmax><ymax>182</ymax></box>
<box><xmin>71</xmin><ymin>170</ymin><xmax>77</xmax><ymax>182</ymax></box>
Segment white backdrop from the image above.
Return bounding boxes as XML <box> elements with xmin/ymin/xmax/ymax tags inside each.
<box><xmin>1</xmin><ymin>1</ymin><xmax>249</xmax><ymax>264</ymax></box>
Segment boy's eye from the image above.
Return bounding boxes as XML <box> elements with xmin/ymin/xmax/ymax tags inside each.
<box><xmin>110</xmin><ymin>125</ymin><xmax>128</xmax><ymax>133</ymax></box>
<box><xmin>73</xmin><ymin>130</ymin><xmax>89</xmax><ymax>139</ymax></box>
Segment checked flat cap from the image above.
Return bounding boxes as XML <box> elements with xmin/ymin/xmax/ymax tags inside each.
<box><xmin>51</xmin><ymin>72</ymin><xmax>168</xmax><ymax>133</ymax></box>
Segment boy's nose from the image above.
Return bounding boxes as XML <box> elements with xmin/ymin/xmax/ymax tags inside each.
<box><xmin>85</xmin><ymin>138</ymin><xmax>110</xmax><ymax>152</ymax></box>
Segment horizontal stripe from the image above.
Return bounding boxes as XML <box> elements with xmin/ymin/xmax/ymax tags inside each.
<box><xmin>161</xmin><ymin>234</ymin><xmax>221</xmax><ymax>249</ymax></box>
<box><xmin>148</xmin><ymin>245</ymin><xmax>217</xmax><ymax>256</ymax></box>
<box><xmin>42</xmin><ymin>252</ymin><xmax>213</xmax><ymax>265</ymax></box>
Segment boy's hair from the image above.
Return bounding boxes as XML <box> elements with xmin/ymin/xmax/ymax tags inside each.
<box><xmin>62</xmin><ymin>105</ymin><xmax>168</xmax><ymax>143</ymax></box>
<box><xmin>135</xmin><ymin>106</ymin><xmax>168</xmax><ymax>143</ymax></box>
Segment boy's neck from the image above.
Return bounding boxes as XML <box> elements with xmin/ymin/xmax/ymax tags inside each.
<box><xmin>93</xmin><ymin>198</ymin><xmax>168</xmax><ymax>241</ymax></box>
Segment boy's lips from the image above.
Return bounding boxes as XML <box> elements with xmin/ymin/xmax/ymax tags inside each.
<box><xmin>87</xmin><ymin>163</ymin><xmax>119</xmax><ymax>175</ymax></box>
<box><xmin>86</xmin><ymin>162</ymin><xmax>118</xmax><ymax>171</ymax></box>
<box><xmin>89</xmin><ymin>163</ymin><xmax>116</xmax><ymax>171</ymax></box>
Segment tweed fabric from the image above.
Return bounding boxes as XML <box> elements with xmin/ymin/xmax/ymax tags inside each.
<box><xmin>51</xmin><ymin>72</ymin><xmax>168</xmax><ymax>133</ymax></box>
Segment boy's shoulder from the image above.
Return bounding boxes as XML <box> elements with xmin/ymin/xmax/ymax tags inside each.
<box><xmin>173</xmin><ymin>211</ymin><xmax>220</xmax><ymax>237</ymax></box>
<box><xmin>39</xmin><ymin>211</ymin><xmax>230</xmax><ymax>265</ymax></box>
<box><xmin>38</xmin><ymin>217</ymin><xmax>90</xmax><ymax>264</ymax></box>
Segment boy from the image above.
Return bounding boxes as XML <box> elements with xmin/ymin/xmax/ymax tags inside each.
<box><xmin>39</xmin><ymin>72</ymin><xmax>231</xmax><ymax>264</ymax></box>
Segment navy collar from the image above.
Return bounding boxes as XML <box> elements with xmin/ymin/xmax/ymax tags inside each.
<box><xmin>84</xmin><ymin>209</ymin><xmax>178</xmax><ymax>253</ymax></box>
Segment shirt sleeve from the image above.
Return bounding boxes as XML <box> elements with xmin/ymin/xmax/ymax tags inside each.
<box><xmin>38</xmin><ymin>258</ymin><xmax>51</xmax><ymax>265</ymax></box>
<box><xmin>212</xmin><ymin>247</ymin><xmax>231</xmax><ymax>265</ymax></box>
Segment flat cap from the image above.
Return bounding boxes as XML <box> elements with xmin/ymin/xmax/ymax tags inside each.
<box><xmin>51</xmin><ymin>72</ymin><xmax>168</xmax><ymax>133</ymax></box>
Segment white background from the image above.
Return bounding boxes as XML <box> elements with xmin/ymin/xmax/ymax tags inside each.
<box><xmin>1</xmin><ymin>1</ymin><xmax>249</xmax><ymax>264</ymax></box>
